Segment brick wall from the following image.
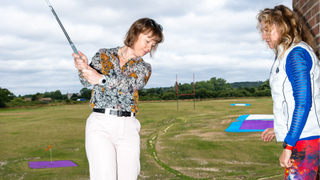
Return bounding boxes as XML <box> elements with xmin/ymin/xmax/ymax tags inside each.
<box><xmin>293</xmin><ymin>0</ymin><xmax>320</xmax><ymax>57</ymax></box>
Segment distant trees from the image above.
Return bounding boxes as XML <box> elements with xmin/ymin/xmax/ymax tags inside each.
<box><xmin>28</xmin><ymin>90</ymin><xmax>65</xmax><ymax>101</ymax></box>
<box><xmin>70</xmin><ymin>94</ymin><xmax>79</xmax><ymax>101</ymax></box>
<box><xmin>53</xmin><ymin>90</ymin><xmax>63</xmax><ymax>100</ymax></box>
<box><xmin>230</xmin><ymin>81</ymin><xmax>264</xmax><ymax>89</ymax></box>
<box><xmin>138</xmin><ymin>78</ymin><xmax>271</xmax><ymax>101</ymax></box>
<box><xmin>79</xmin><ymin>88</ymin><xmax>92</xmax><ymax>100</ymax></box>
<box><xmin>0</xmin><ymin>88</ymin><xmax>91</xmax><ymax>108</ymax></box>
<box><xmin>43</xmin><ymin>92</ymin><xmax>51</xmax><ymax>98</ymax></box>
<box><xmin>31</xmin><ymin>92</ymin><xmax>42</xmax><ymax>101</ymax></box>
<box><xmin>0</xmin><ymin>88</ymin><xmax>15</xmax><ymax>108</ymax></box>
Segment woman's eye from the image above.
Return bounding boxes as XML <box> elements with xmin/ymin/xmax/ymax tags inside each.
<box><xmin>146</xmin><ymin>40</ymin><xmax>150</xmax><ymax>43</ymax></box>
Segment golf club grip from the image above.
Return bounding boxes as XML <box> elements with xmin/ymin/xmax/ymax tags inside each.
<box><xmin>71</xmin><ymin>43</ymin><xmax>81</xmax><ymax>59</ymax></box>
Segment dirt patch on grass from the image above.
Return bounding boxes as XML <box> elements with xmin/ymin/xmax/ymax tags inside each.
<box><xmin>185</xmin><ymin>158</ymin><xmax>209</xmax><ymax>165</ymax></box>
<box><xmin>224</xmin><ymin>115</ymin><xmax>241</xmax><ymax>118</ymax></box>
<box><xmin>140</xmin><ymin>130</ymin><xmax>157</xmax><ymax>137</ymax></box>
<box><xmin>184</xmin><ymin>158</ymin><xmax>268</xmax><ymax>166</ymax></box>
<box><xmin>171</xmin><ymin>166</ymin><xmax>211</xmax><ymax>178</ymax></box>
<box><xmin>0</xmin><ymin>160</ymin><xmax>8</xmax><ymax>167</ymax></box>
<box><xmin>155</xmin><ymin>141</ymin><xmax>163</xmax><ymax>152</ymax></box>
<box><xmin>138</xmin><ymin>171</ymin><xmax>151</xmax><ymax>180</ymax></box>
<box><xmin>171</xmin><ymin>166</ymin><xmax>236</xmax><ymax>179</ymax></box>
<box><xmin>174</xmin><ymin>129</ymin><xmax>227</xmax><ymax>139</ymax></box>
<box><xmin>257</xmin><ymin>174</ymin><xmax>283</xmax><ymax>180</ymax></box>
<box><xmin>247</xmin><ymin>133</ymin><xmax>261</xmax><ymax>137</ymax></box>
<box><xmin>24</xmin><ymin>157</ymin><xmax>41</xmax><ymax>160</ymax></box>
<box><xmin>197</xmin><ymin>132</ymin><xmax>227</xmax><ymax>139</ymax></box>
<box><xmin>220</xmin><ymin>119</ymin><xmax>234</xmax><ymax>124</ymax></box>
<box><xmin>225</xmin><ymin>160</ymin><xmax>269</xmax><ymax>166</ymax></box>
<box><xmin>174</xmin><ymin>166</ymin><xmax>220</xmax><ymax>172</ymax></box>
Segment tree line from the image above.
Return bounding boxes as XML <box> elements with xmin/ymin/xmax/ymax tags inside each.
<box><xmin>0</xmin><ymin>88</ymin><xmax>92</xmax><ymax>108</ymax></box>
<box><xmin>138</xmin><ymin>77</ymin><xmax>270</xmax><ymax>101</ymax></box>
<box><xmin>0</xmin><ymin>77</ymin><xmax>271</xmax><ymax>108</ymax></box>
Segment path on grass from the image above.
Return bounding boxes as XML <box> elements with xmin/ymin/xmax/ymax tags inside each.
<box><xmin>147</xmin><ymin>123</ymin><xmax>209</xmax><ymax>180</ymax></box>
<box><xmin>147</xmin><ymin>117</ymin><xmax>281</xmax><ymax>180</ymax></box>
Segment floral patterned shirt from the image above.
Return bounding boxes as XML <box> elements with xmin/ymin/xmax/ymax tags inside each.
<box><xmin>78</xmin><ymin>47</ymin><xmax>152</xmax><ymax>114</ymax></box>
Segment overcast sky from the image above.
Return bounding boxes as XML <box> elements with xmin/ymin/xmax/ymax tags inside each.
<box><xmin>0</xmin><ymin>0</ymin><xmax>292</xmax><ymax>96</ymax></box>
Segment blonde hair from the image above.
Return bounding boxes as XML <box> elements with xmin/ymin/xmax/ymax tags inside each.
<box><xmin>124</xmin><ymin>18</ymin><xmax>164</xmax><ymax>57</ymax></box>
<box><xmin>257</xmin><ymin>5</ymin><xmax>317</xmax><ymax>57</ymax></box>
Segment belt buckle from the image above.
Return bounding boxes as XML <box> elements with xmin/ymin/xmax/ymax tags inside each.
<box><xmin>117</xmin><ymin>110</ymin><xmax>121</xmax><ymax>117</ymax></box>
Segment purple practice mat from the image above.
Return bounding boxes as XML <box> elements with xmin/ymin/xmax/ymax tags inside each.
<box><xmin>239</xmin><ymin>120</ymin><xmax>273</xmax><ymax>130</ymax></box>
<box><xmin>29</xmin><ymin>160</ymin><xmax>78</xmax><ymax>169</ymax></box>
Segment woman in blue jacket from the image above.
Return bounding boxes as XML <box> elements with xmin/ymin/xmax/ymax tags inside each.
<box><xmin>257</xmin><ymin>5</ymin><xmax>320</xmax><ymax>180</ymax></box>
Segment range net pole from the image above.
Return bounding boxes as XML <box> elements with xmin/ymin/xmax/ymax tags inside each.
<box><xmin>176</xmin><ymin>75</ymin><xmax>179</xmax><ymax>110</ymax></box>
<box><xmin>193</xmin><ymin>74</ymin><xmax>195</xmax><ymax>110</ymax></box>
<box><xmin>176</xmin><ymin>74</ymin><xmax>195</xmax><ymax>110</ymax></box>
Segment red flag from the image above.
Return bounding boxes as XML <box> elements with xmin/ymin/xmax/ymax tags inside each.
<box><xmin>46</xmin><ymin>145</ymin><xmax>51</xmax><ymax>151</ymax></box>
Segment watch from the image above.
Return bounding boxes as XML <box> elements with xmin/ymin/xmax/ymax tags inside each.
<box><xmin>282</xmin><ymin>141</ymin><xmax>294</xmax><ymax>151</ymax></box>
<box><xmin>100</xmin><ymin>77</ymin><xmax>106</xmax><ymax>85</ymax></box>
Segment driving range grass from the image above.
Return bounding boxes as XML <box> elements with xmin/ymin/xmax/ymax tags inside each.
<box><xmin>0</xmin><ymin>98</ymin><xmax>284</xmax><ymax>180</ymax></box>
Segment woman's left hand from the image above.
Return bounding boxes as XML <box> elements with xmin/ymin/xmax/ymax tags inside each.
<box><xmin>279</xmin><ymin>149</ymin><xmax>293</xmax><ymax>168</ymax></box>
<box><xmin>261</xmin><ymin>128</ymin><xmax>275</xmax><ymax>142</ymax></box>
<box><xmin>81</xmin><ymin>66</ymin><xmax>103</xmax><ymax>85</ymax></box>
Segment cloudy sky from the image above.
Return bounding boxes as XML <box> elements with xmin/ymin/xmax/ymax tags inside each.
<box><xmin>0</xmin><ymin>0</ymin><xmax>292</xmax><ymax>96</ymax></box>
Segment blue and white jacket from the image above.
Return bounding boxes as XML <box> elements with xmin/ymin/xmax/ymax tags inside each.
<box><xmin>270</xmin><ymin>41</ymin><xmax>320</xmax><ymax>147</ymax></box>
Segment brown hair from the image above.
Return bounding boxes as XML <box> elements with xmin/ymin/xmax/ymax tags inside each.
<box><xmin>256</xmin><ymin>5</ymin><xmax>317</xmax><ymax>57</ymax></box>
<box><xmin>124</xmin><ymin>18</ymin><xmax>164</xmax><ymax>57</ymax></box>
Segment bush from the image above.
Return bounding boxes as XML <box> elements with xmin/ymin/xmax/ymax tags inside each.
<box><xmin>12</xmin><ymin>98</ymin><xmax>24</xmax><ymax>103</ymax></box>
<box><xmin>264</xmin><ymin>89</ymin><xmax>271</xmax><ymax>96</ymax></box>
<box><xmin>233</xmin><ymin>91</ymin><xmax>245</xmax><ymax>97</ymax></box>
<box><xmin>65</xmin><ymin>99</ymin><xmax>72</xmax><ymax>104</ymax></box>
<box><xmin>0</xmin><ymin>88</ymin><xmax>15</xmax><ymax>108</ymax></box>
<box><xmin>6</xmin><ymin>101</ymin><xmax>42</xmax><ymax>108</ymax></box>
<box><xmin>253</xmin><ymin>91</ymin><xmax>265</xmax><ymax>97</ymax></box>
<box><xmin>162</xmin><ymin>92</ymin><xmax>176</xmax><ymax>100</ymax></box>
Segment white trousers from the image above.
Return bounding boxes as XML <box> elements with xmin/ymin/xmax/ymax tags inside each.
<box><xmin>85</xmin><ymin>112</ymin><xmax>141</xmax><ymax>180</ymax></box>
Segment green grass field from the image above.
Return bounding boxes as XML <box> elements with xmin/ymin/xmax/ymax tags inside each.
<box><xmin>0</xmin><ymin>98</ymin><xmax>285</xmax><ymax>180</ymax></box>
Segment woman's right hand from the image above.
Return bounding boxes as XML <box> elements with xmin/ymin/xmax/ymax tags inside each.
<box><xmin>73</xmin><ymin>51</ymin><xmax>89</xmax><ymax>70</ymax></box>
<box><xmin>261</xmin><ymin>128</ymin><xmax>275</xmax><ymax>142</ymax></box>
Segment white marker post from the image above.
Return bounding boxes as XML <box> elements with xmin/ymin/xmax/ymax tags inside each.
<box><xmin>50</xmin><ymin>148</ymin><xmax>53</xmax><ymax>165</ymax></box>
<box><xmin>46</xmin><ymin>145</ymin><xmax>52</xmax><ymax>164</ymax></box>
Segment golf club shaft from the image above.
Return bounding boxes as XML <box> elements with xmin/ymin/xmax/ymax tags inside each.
<box><xmin>45</xmin><ymin>0</ymin><xmax>81</xmax><ymax>59</ymax></box>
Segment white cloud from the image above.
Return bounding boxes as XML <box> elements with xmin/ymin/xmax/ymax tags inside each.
<box><xmin>0</xmin><ymin>0</ymin><xmax>291</xmax><ymax>95</ymax></box>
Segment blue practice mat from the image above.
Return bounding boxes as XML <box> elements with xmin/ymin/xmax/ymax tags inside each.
<box><xmin>225</xmin><ymin>114</ymin><xmax>274</xmax><ymax>132</ymax></box>
<box><xmin>230</xmin><ymin>103</ymin><xmax>251</xmax><ymax>106</ymax></box>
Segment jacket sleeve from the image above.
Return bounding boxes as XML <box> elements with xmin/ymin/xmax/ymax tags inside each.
<box><xmin>284</xmin><ymin>47</ymin><xmax>313</xmax><ymax>146</ymax></box>
<box><xmin>78</xmin><ymin>71</ymin><xmax>91</xmax><ymax>87</ymax></box>
<box><xmin>78</xmin><ymin>50</ymin><xmax>105</xmax><ymax>87</ymax></box>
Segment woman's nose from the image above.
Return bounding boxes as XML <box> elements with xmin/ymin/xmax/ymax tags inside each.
<box><xmin>262</xmin><ymin>33</ymin><xmax>267</xmax><ymax>40</ymax></box>
<box><xmin>147</xmin><ymin>44</ymin><xmax>152</xmax><ymax>52</ymax></box>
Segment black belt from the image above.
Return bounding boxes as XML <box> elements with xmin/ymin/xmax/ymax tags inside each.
<box><xmin>93</xmin><ymin>108</ymin><xmax>135</xmax><ymax>117</ymax></box>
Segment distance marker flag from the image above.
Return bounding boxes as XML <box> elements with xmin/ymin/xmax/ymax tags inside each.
<box><xmin>46</xmin><ymin>145</ymin><xmax>51</xmax><ymax>151</ymax></box>
<box><xmin>46</xmin><ymin>145</ymin><xmax>53</xmax><ymax>164</ymax></box>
